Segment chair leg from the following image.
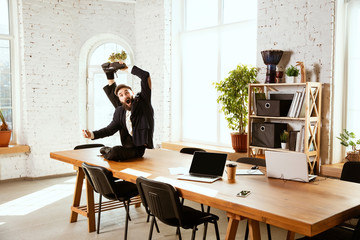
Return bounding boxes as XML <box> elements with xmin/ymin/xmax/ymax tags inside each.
<box><xmin>97</xmin><ymin>194</ymin><xmax>102</xmax><ymax>234</ymax></box>
<box><xmin>191</xmin><ymin>226</ymin><xmax>197</xmax><ymax>240</ymax></box>
<box><xmin>213</xmin><ymin>219</ymin><xmax>220</xmax><ymax>240</ymax></box>
<box><xmin>148</xmin><ymin>216</ymin><xmax>155</xmax><ymax>240</ymax></box>
<box><xmin>154</xmin><ymin>217</ymin><xmax>160</xmax><ymax>233</ymax></box>
<box><xmin>202</xmin><ymin>206</ymin><xmax>211</xmax><ymax>239</ymax></box>
<box><xmin>123</xmin><ymin>200</ymin><xmax>130</xmax><ymax>240</ymax></box>
<box><xmin>267</xmin><ymin>224</ymin><xmax>272</xmax><ymax>240</ymax></box>
<box><xmin>244</xmin><ymin>220</ymin><xmax>249</xmax><ymax>240</ymax></box>
<box><xmin>177</xmin><ymin>226</ymin><xmax>182</xmax><ymax>240</ymax></box>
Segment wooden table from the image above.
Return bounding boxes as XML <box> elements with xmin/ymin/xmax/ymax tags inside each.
<box><xmin>50</xmin><ymin>148</ymin><xmax>360</xmax><ymax>239</ymax></box>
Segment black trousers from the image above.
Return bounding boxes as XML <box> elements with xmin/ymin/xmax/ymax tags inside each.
<box><xmin>103</xmin><ymin>145</ymin><xmax>146</xmax><ymax>162</ymax></box>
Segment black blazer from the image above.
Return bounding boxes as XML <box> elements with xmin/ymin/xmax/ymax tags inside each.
<box><xmin>93</xmin><ymin>66</ymin><xmax>154</xmax><ymax>149</ymax></box>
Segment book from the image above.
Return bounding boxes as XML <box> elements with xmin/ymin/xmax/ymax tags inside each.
<box><xmin>295</xmin><ymin>88</ymin><xmax>306</xmax><ymax>118</ymax></box>
<box><xmin>288</xmin><ymin>131</ymin><xmax>299</xmax><ymax>151</ymax></box>
<box><xmin>295</xmin><ymin>129</ymin><xmax>302</xmax><ymax>152</ymax></box>
<box><xmin>287</xmin><ymin>92</ymin><xmax>299</xmax><ymax>117</ymax></box>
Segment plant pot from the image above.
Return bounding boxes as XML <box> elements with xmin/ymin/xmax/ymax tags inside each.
<box><xmin>286</xmin><ymin>76</ymin><xmax>297</xmax><ymax>83</ymax></box>
<box><xmin>281</xmin><ymin>142</ymin><xmax>287</xmax><ymax>150</ymax></box>
<box><xmin>345</xmin><ymin>151</ymin><xmax>360</xmax><ymax>162</ymax></box>
<box><xmin>0</xmin><ymin>130</ymin><xmax>12</xmax><ymax>147</ymax></box>
<box><xmin>231</xmin><ymin>133</ymin><xmax>247</xmax><ymax>153</ymax></box>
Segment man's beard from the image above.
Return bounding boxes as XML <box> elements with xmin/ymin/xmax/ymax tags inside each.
<box><xmin>122</xmin><ymin>97</ymin><xmax>133</xmax><ymax>111</ymax></box>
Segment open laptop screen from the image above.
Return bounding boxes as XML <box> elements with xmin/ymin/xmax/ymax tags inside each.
<box><xmin>189</xmin><ymin>152</ymin><xmax>227</xmax><ymax>177</ymax></box>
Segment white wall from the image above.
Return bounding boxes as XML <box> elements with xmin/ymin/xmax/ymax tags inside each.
<box><xmin>0</xmin><ymin>0</ymin><xmax>336</xmax><ymax>180</ymax></box>
<box><xmin>256</xmin><ymin>0</ymin><xmax>334</xmax><ymax>164</ymax></box>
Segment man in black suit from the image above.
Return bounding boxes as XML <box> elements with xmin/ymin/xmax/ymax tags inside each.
<box><xmin>83</xmin><ymin>62</ymin><xmax>154</xmax><ymax>161</ymax></box>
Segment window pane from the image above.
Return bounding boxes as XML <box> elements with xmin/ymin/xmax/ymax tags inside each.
<box><xmin>88</xmin><ymin>42</ymin><xmax>132</xmax><ymax>147</ymax></box>
<box><xmin>0</xmin><ymin>39</ymin><xmax>12</xmax><ymax>129</ymax></box>
<box><xmin>220</xmin><ymin>22</ymin><xmax>257</xmax><ymax>78</ymax></box>
<box><xmin>182</xmin><ymin>31</ymin><xmax>218</xmax><ymax>143</ymax></box>
<box><xmin>224</xmin><ymin>0</ymin><xmax>257</xmax><ymax>24</ymax></box>
<box><xmin>186</xmin><ymin>0</ymin><xmax>218</xmax><ymax>31</ymax></box>
<box><xmin>346</xmin><ymin>2</ymin><xmax>360</xmax><ymax>138</ymax></box>
<box><xmin>0</xmin><ymin>0</ymin><xmax>9</xmax><ymax>35</ymax></box>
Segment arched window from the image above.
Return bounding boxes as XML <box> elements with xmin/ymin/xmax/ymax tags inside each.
<box><xmin>87</xmin><ymin>42</ymin><xmax>133</xmax><ymax>146</ymax></box>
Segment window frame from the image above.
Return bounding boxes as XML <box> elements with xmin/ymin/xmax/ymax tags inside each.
<box><xmin>0</xmin><ymin>0</ymin><xmax>20</xmax><ymax>144</ymax></box>
<box><xmin>174</xmin><ymin>0</ymin><xmax>257</xmax><ymax>147</ymax></box>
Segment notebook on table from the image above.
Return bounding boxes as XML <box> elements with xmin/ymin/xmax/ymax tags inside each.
<box><xmin>177</xmin><ymin>152</ymin><xmax>227</xmax><ymax>183</ymax></box>
<box><xmin>265</xmin><ymin>151</ymin><xmax>317</xmax><ymax>182</ymax></box>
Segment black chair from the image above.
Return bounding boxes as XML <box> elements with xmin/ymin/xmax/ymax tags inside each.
<box><xmin>74</xmin><ymin>143</ymin><xmax>104</xmax><ymax>150</ymax></box>
<box><xmin>82</xmin><ymin>162</ymin><xmax>139</xmax><ymax>239</ymax></box>
<box><xmin>296</xmin><ymin>214</ymin><xmax>360</xmax><ymax>240</ymax></box>
<box><xmin>236</xmin><ymin>157</ymin><xmax>266</xmax><ymax>167</ymax></box>
<box><xmin>180</xmin><ymin>147</ymin><xmax>206</xmax><ymax>154</ymax></box>
<box><xmin>297</xmin><ymin>161</ymin><xmax>360</xmax><ymax>240</ymax></box>
<box><xmin>340</xmin><ymin>161</ymin><xmax>360</xmax><ymax>183</ymax></box>
<box><xmin>236</xmin><ymin>157</ymin><xmax>271</xmax><ymax>240</ymax></box>
<box><xmin>136</xmin><ymin>176</ymin><xmax>220</xmax><ymax>240</ymax></box>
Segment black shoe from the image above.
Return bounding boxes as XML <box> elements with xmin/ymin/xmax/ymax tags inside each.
<box><xmin>111</xmin><ymin>62</ymin><xmax>127</xmax><ymax>71</ymax></box>
<box><xmin>101</xmin><ymin>63</ymin><xmax>117</xmax><ymax>79</ymax></box>
<box><xmin>100</xmin><ymin>146</ymin><xmax>111</xmax><ymax>156</ymax></box>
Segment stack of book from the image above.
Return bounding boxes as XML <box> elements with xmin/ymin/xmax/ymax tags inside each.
<box><xmin>287</xmin><ymin>87</ymin><xmax>306</xmax><ymax>118</ymax></box>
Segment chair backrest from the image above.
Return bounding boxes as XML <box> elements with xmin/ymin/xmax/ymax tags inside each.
<box><xmin>136</xmin><ymin>177</ymin><xmax>183</xmax><ymax>227</ymax></box>
<box><xmin>82</xmin><ymin>162</ymin><xmax>118</xmax><ymax>201</ymax></box>
<box><xmin>236</xmin><ymin>157</ymin><xmax>266</xmax><ymax>167</ymax></box>
<box><xmin>179</xmin><ymin>147</ymin><xmax>206</xmax><ymax>155</ymax></box>
<box><xmin>74</xmin><ymin>144</ymin><xmax>104</xmax><ymax>150</ymax></box>
<box><xmin>340</xmin><ymin>161</ymin><xmax>360</xmax><ymax>184</ymax></box>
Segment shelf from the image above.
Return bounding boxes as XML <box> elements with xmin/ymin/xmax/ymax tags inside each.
<box><xmin>250</xmin><ymin>82</ymin><xmax>321</xmax><ymax>87</ymax></box>
<box><xmin>249</xmin><ymin>146</ymin><xmax>317</xmax><ymax>155</ymax></box>
<box><xmin>249</xmin><ymin>115</ymin><xmax>319</xmax><ymax>121</ymax></box>
<box><xmin>248</xmin><ymin>82</ymin><xmax>322</xmax><ymax>174</ymax></box>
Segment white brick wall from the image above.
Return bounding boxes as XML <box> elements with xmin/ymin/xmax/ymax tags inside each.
<box><xmin>257</xmin><ymin>0</ymin><xmax>334</xmax><ymax>164</ymax></box>
<box><xmin>134</xmin><ymin>0</ymin><xmax>172</xmax><ymax>147</ymax></box>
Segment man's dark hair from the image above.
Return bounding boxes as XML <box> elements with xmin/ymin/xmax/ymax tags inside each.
<box><xmin>115</xmin><ymin>84</ymin><xmax>132</xmax><ymax>96</ymax></box>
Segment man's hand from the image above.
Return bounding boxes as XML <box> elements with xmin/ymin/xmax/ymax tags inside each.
<box><xmin>82</xmin><ymin>129</ymin><xmax>91</xmax><ymax>139</ymax></box>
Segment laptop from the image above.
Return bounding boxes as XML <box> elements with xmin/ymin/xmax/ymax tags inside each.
<box><xmin>177</xmin><ymin>152</ymin><xmax>227</xmax><ymax>183</ymax></box>
<box><xmin>265</xmin><ymin>151</ymin><xmax>317</xmax><ymax>182</ymax></box>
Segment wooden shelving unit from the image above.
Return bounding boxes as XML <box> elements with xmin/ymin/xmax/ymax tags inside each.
<box><xmin>247</xmin><ymin>82</ymin><xmax>322</xmax><ymax>174</ymax></box>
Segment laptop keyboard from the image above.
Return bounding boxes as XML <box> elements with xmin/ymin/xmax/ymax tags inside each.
<box><xmin>178</xmin><ymin>174</ymin><xmax>220</xmax><ymax>183</ymax></box>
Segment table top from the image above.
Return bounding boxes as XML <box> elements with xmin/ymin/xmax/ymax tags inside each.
<box><xmin>50</xmin><ymin>148</ymin><xmax>360</xmax><ymax>237</ymax></box>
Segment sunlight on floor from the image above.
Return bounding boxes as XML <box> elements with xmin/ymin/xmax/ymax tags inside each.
<box><xmin>0</xmin><ymin>178</ymin><xmax>76</xmax><ymax>216</ymax></box>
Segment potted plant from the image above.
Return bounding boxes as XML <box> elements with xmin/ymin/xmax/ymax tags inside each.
<box><xmin>108</xmin><ymin>50</ymin><xmax>127</xmax><ymax>63</ymax></box>
<box><xmin>0</xmin><ymin>109</ymin><xmax>12</xmax><ymax>147</ymax></box>
<box><xmin>214</xmin><ymin>64</ymin><xmax>257</xmax><ymax>152</ymax></box>
<box><xmin>285</xmin><ymin>65</ymin><xmax>299</xmax><ymax>83</ymax></box>
<box><xmin>337</xmin><ymin>129</ymin><xmax>360</xmax><ymax>161</ymax></box>
<box><xmin>280</xmin><ymin>130</ymin><xmax>289</xmax><ymax>149</ymax></box>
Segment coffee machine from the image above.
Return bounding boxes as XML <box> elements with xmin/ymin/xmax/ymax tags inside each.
<box><xmin>261</xmin><ymin>50</ymin><xmax>284</xmax><ymax>83</ymax></box>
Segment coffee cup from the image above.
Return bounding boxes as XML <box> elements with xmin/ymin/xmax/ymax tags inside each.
<box><xmin>226</xmin><ymin>163</ymin><xmax>237</xmax><ymax>183</ymax></box>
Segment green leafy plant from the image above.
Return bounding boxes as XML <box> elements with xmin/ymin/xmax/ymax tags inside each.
<box><xmin>280</xmin><ymin>130</ymin><xmax>289</xmax><ymax>143</ymax></box>
<box><xmin>337</xmin><ymin>129</ymin><xmax>360</xmax><ymax>152</ymax></box>
<box><xmin>0</xmin><ymin>109</ymin><xmax>10</xmax><ymax>131</ymax></box>
<box><xmin>108</xmin><ymin>50</ymin><xmax>127</xmax><ymax>63</ymax></box>
<box><xmin>214</xmin><ymin>64</ymin><xmax>257</xmax><ymax>134</ymax></box>
<box><xmin>285</xmin><ymin>65</ymin><xmax>299</xmax><ymax>77</ymax></box>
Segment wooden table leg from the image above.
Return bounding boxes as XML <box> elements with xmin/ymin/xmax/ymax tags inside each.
<box><xmin>248</xmin><ymin>219</ymin><xmax>261</xmax><ymax>240</ymax></box>
<box><xmin>70</xmin><ymin>167</ymin><xmax>84</xmax><ymax>223</ymax></box>
<box><xmin>286</xmin><ymin>231</ymin><xmax>296</xmax><ymax>240</ymax></box>
<box><xmin>85</xmin><ymin>175</ymin><xmax>95</xmax><ymax>232</ymax></box>
<box><xmin>225</xmin><ymin>212</ymin><xmax>243</xmax><ymax>240</ymax></box>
